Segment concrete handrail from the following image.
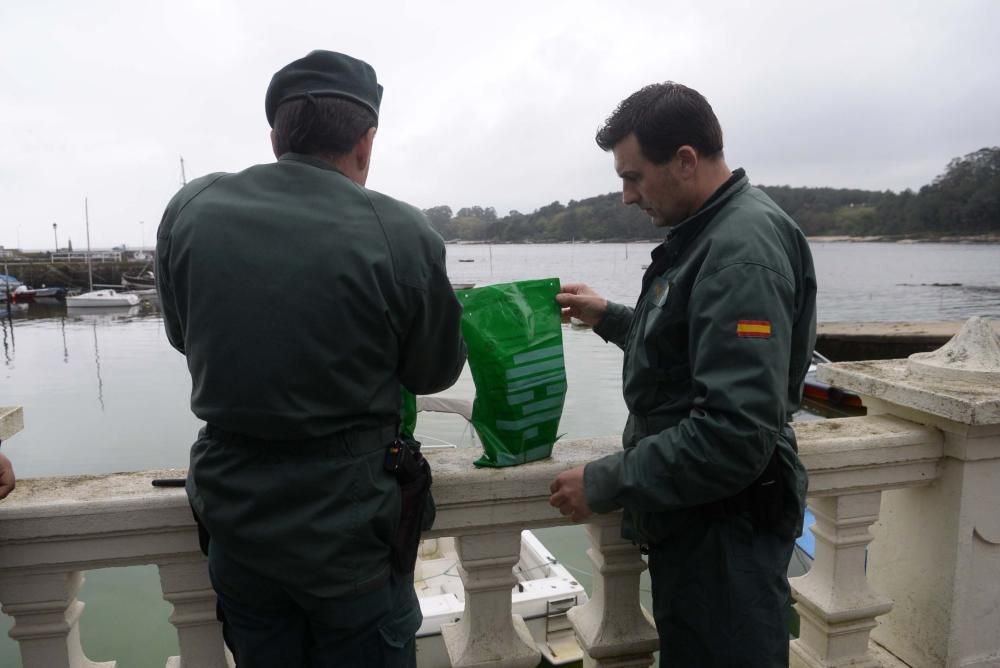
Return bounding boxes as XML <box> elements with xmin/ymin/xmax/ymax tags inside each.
<box><xmin>0</xmin><ymin>406</ymin><xmax>23</xmax><ymax>443</ymax></box>
<box><xmin>0</xmin><ymin>416</ymin><xmax>950</xmax><ymax>667</ymax></box>
<box><xmin>0</xmin><ymin>415</ymin><xmax>942</xmax><ymax>549</ymax></box>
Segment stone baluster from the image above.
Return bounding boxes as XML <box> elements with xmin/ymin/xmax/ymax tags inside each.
<box><xmin>158</xmin><ymin>556</ymin><xmax>231</xmax><ymax>668</ymax></box>
<box><xmin>567</xmin><ymin>514</ymin><xmax>658</xmax><ymax>668</ymax></box>
<box><xmin>0</xmin><ymin>570</ymin><xmax>115</xmax><ymax>668</ymax></box>
<box><xmin>790</xmin><ymin>492</ymin><xmax>892</xmax><ymax>668</ymax></box>
<box><xmin>440</xmin><ymin>530</ymin><xmax>541</xmax><ymax>668</ymax></box>
<box><xmin>817</xmin><ymin>316</ymin><xmax>1000</xmax><ymax>666</ymax></box>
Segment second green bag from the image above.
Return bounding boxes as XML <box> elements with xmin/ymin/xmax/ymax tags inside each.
<box><xmin>456</xmin><ymin>278</ymin><xmax>567</xmax><ymax>467</ymax></box>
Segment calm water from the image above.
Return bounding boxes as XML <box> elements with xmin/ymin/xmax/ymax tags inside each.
<box><xmin>1</xmin><ymin>241</ymin><xmax>998</xmax><ymax>666</ymax></box>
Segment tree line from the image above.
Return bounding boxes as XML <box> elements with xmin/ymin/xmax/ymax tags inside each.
<box><xmin>423</xmin><ymin>147</ymin><xmax>1000</xmax><ymax>241</ymax></box>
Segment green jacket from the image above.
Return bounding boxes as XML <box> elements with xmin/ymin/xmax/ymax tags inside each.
<box><xmin>156</xmin><ymin>153</ymin><xmax>466</xmax><ymax>597</ymax></box>
<box><xmin>585</xmin><ymin>171</ymin><xmax>815</xmax><ymax>544</ymax></box>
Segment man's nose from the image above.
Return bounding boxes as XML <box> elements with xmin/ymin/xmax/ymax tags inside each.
<box><xmin>622</xmin><ymin>183</ymin><xmax>639</xmax><ymax>205</ymax></box>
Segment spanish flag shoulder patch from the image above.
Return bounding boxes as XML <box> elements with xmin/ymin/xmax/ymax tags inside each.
<box><xmin>736</xmin><ymin>320</ymin><xmax>772</xmax><ymax>338</ymax></box>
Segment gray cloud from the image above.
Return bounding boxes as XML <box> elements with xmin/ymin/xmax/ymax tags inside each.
<box><xmin>3</xmin><ymin>0</ymin><xmax>998</xmax><ymax>249</ymax></box>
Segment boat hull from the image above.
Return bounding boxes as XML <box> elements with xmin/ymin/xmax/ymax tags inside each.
<box><xmin>414</xmin><ymin>531</ymin><xmax>587</xmax><ymax>666</ymax></box>
<box><xmin>66</xmin><ymin>290</ymin><xmax>141</xmax><ymax>308</ymax></box>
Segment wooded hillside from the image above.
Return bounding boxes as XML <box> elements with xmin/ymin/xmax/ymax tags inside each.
<box><xmin>423</xmin><ymin>147</ymin><xmax>1000</xmax><ymax>241</ymax></box>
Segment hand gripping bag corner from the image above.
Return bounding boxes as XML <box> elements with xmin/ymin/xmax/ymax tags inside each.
<box><xmin>455</xmin><ymin>278</ymin><xmax>567</xmax><ymax>467</ymax></box>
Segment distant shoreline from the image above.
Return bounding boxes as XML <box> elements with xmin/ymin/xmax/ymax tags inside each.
<box><xmin>805</xmin><ymin>234</ymin><xmax>1000</xmax><ymax>244</ymax></box>
<box><xmin>443</xmin><ymin>234</ymin><xmax>1000</xmax><ymax>245</ymax></box>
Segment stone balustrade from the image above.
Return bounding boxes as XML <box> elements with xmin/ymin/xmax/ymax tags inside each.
<box><xmin>790</xmin><ymin>415</ymin><xmax>943</xmax><ymax>668</ymax></box>
<box><xmin>0</xmin><ymin>432</ymin><xmax>660</xmax><ymax>668</ymax></box>
<box><xmin>0</xmin><ymin>317</ymin><xmax>997</xmax><ymax>668</ymax></box>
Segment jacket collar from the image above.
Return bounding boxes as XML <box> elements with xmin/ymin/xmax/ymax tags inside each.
<box><xmin>665</xmin><ymin>168</ymin><xmax>748</xmax><ymax>246</ymax></box>
<box><xmin>640</xmin><ymin>169</ymin><xmax>748</xmax><ymax>298</ymax></box>
<box><xmin>278</xmin><ymin>152</ymin><xmax>348</xmax><ymax>177</ymax></box>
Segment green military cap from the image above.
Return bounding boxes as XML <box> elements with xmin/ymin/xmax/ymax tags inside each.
<box><xmin>265</xmin><ymin>50</ymin><xmax>383</xmax><ymax>127</ymax></box>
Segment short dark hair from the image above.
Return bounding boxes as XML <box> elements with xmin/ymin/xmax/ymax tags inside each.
<box><xmin>272</xmin><ymin>96</ymin><xmax>377</xmax><ymax>158</ymax></box>
<box><xmin>596</xmin><ymin>82</ymin><xmax>724</xmax><ymax>163</ymax></box>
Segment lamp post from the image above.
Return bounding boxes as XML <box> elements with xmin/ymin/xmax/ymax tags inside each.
<box><xmin>53</xmin><ymin>222</ymin><xmax>59</xmax><ymax>251</ymax></box>
<box><xmin>140</xmin><ymin>221</ymin><xmax>145</xmax><ymax>251</ymax></box>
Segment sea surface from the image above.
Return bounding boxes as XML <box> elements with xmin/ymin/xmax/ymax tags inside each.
<box><xmin>1</xmin><ymin>241</ymin><xmax>999</xmax><ymax>666</ymax></box>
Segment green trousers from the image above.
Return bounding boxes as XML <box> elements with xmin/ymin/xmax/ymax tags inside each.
<box><xmin>647</xmin><ymin>512</ymin><xmax>794</xmax><ymax>667</ymax></box>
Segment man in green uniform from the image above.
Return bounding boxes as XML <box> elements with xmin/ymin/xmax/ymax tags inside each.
<box><xmin>157</xmin><ymin>50</ymin><xmax>466</xmax><ymax>667</ymax></box>
<box><xmin>550</xmin><ymin>83</ymin><xmax>816</xmax><ymax>666</ymax></box>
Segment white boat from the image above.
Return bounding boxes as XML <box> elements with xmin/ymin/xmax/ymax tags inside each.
<box><xmin>414</xmin><ymin>532</ymin><xmax>587</xmax><ymax>666</ymax></box>
<box><xmin>66</xmin><ymin>289</ymin><xmax>141</xmax><ymax>308</ymax></box>
<box><xmin>413</xmin><ymin>396</ymin><xmax>588</xmax><ymax>666</ymax></box>
<box><xmin>127</xmin><ymin>287</ymin><xmax>159</xmax><ymax>301</ymax></box>
<box><xmin>66</xmin><ymin>199</ymin><xmax>141</xmax><ymax>309</ymax></box>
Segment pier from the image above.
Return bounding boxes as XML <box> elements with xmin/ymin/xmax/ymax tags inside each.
<box><xmin>1</xmin><ymin>319</ymin><xmax>999</xmax><ymax>667</ymax></box>
<box><xmin>0</xmin><ymin>255</ymin><xmax>152</xmax><ymax>292</ymax></box>
<box><xmin>817</xmin><ymin>320</ymin><xmax>1000</xmax><ymax>361</ymax></box>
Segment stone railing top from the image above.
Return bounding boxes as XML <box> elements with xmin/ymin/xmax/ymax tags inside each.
<box><xmin>908</xmin><ymin>316</ymin><xmax>1000</xmax><ymax>382</ymax></box>
<box><xmin>819</xmin><ymin>359</ymin><xmax>1000</xmax><ymax>426</ymax></box>
<box><xmin>818</xmin><ymin>316</ymin><xmax>1000</xmax><ymax>426</ymax></box>
<box><xmin>0</xmin><ymin>467</ymin><xmax>189</xmax><ymax>515</ymax></box>
<box><xmin>0</xmin><ymin>418</ymin><xmax>943</xmax><ymax>542</ymax></box>
<box><xmin>0</xmin><ymin>440</ymin><xmax>626</xmax><ymax>547</ymax></box>
<box><xmin>0</xmin><ymin>406</ymin><xmax>24</xmax><ymax>442</ymax></box>
<box><xmin>794</xmin><ymin>414</ymin><xmax>942</xmax><ymax>494</ymax></box>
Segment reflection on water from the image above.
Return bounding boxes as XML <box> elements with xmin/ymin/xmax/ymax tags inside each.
<box><xmin>61</xmin><ymin>315</ymin><xmax>68</xmax><ymax>363</ymax></box>
<box><xmin>92</xmin><ymin>322</ymin><xmax>105</xmax><ymax>412</ymax></box>
<box><xmin>66</xmin><ymin>305</ymin><xmax>143</xmax><ymax>320</ymax></box>
<box><xmin>1</xmin><ymin>315</ymin><xmax>12</xmax><ymax>365</ymax></box>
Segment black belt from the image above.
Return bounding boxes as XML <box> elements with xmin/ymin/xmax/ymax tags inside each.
<box><xmin>202</xmin><ymin>423</ymin><xmax>397</xmax><ymax>456</ymax></box>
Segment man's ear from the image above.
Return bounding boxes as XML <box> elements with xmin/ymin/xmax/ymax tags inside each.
<box><xmin>675</xmin><ymin>145</ymin><xmax>699</xmax><ymax>177</ymax></box>
<box><xmin>356</xmin><ymin>126</ymin><xmax>378</xmax><ymax>173</ymax></box>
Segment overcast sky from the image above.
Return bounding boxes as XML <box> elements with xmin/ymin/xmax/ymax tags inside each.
<box><xmin>2</xmin><ymin>0</ymin><xmax>998</xmax><ymax>250</ymax></box>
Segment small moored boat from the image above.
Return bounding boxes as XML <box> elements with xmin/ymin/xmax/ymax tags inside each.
<box><xmin>11</xmin><ymin>286</ymin><xmax>68</xmax><ymax>303</ymax></box>
<box><xmin>66</xmin><ymin>289</ymin><xmax>141</xmax><ymax>308</ymax></box>
<box><xmin>1</xmin><ymin>275</ymin><xmax>23</xmax><ymax>302</ymax></box>
<box><xmin>121</xmin><ymin>271</ymin><xmax>156</xmax><ymax>290</ymax></box>
<box><xmin>803</xmin><ymin>351</ymin><xmax>864</xmax><ymax>413</ymax></box>
<box><xmin>415</xmin><ymin>532</ymin><xmax>587</xmax><ymax>666</ymax></box>
<box><xmin>413</xmin><ymin>395</ymin><xmax>588</xmax><ymax>665</ymax></box>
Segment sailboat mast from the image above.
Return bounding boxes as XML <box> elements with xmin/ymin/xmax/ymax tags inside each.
<box><xmin>180</xmin><ymin>156</ymin><xmax>187</xmax><ymax>186</ymax></box>
<box><xmin>85</xmin><ymin>197</ymin><xmax>93</xmax><ymax>292</ymax></box>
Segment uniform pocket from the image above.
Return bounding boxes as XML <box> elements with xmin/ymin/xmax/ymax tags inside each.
<box><xmin>627</xmin><ymin>296</ymin><xmax>691</xmax><ymax>414</ymax></box>
<box><xmin>376</xmin><ymin>572</ymin><xmax>421</xmax><ymax>665</ymax></box>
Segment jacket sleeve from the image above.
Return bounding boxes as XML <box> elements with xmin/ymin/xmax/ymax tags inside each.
<box><xmin>397</xmin><ymin>243</ymin><xmax>467</xmax><ymax>394</ymax></box>
<box><xmin>155</xmin><ymin>208</ymin><xmax>185</xmax><ymax>355</ymax></box>
<box><xmin>593</xmin><ymin>301</ymin><xmax>634</xmax><ymax>350</ymax></box>
<box><xmin>585</xmin><ymin>261</ymin><xmax>795</xmax><ymax>512</ymax></box>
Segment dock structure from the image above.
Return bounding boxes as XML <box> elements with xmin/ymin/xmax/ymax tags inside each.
<box><xmin>0</xmin><ymin>254</ymin><xmax>153</xmax><ymax>292</ymax></box>
<box><xmin>1</xmin><ymin>317</ymin><xmax>1000</xmax><ymax>667</ymax></box>
<box><xmin>817</xmin><ymin>319</ymin><xmax>1000</xmax><ymax>361</ymax></box>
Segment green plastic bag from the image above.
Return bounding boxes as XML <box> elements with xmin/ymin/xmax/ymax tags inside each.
<box><xmin>399</xmin><ymin>386</ymin><xmax>417</xmax><ymax>441</ymax></box>
<box><xmin>456</xmin><ymin>278</ymin><xmax>567</xmax><ymax>467</ymax></box>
